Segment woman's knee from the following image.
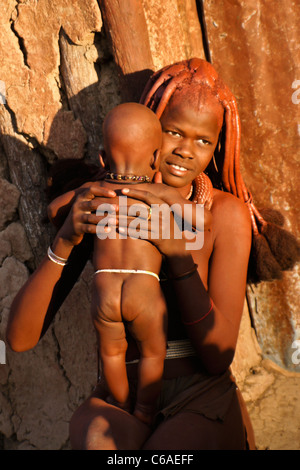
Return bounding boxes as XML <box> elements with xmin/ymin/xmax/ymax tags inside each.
<box><xmin>69</xmin><ymin>397</ymin><xmax>151</xmax><ymax>450</ymax></box>
<box><xmin>69</xmin><ymin>398</ymin><xmax>116</xmax><ymax>450</ymax></box>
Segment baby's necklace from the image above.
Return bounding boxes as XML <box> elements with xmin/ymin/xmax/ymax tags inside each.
<box><xmin>105</xmin><ymin>172</ymin><xmax>150</xmax><ymax>183</ymax></box>
<box><xmin>105</xmin><ymin>172</ymin><xmax>194</xmax><ymax>199</ymax></box>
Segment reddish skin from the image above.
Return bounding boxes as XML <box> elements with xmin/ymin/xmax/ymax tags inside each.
<box><xmin>6</xmin><ymin>99</ymin><xmax>252</xmax><ymax>450</ymax></box>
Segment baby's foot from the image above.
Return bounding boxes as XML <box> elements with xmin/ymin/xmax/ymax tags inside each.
<box><xmin>133</xmin><ymin>403</ymin><xmax>155</xmax><ymax>426</ymax></box>
<box><xmin>107</xmin><ymin>395</ymin><xmax>131</xmax><ymax>413</ymax></box>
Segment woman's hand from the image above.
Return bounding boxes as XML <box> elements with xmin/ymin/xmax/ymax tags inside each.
<box><xmin>116</xmin><ymin>186</ymin><xmax>188</xmax><ymax>258</ymax></box>
<box><xmin>55</xmin><ymin>184</ymin><xmax>118</xmax><ymax>247</ymax></box>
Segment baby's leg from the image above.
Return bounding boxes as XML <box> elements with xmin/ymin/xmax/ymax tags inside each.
<box><xmin>91</xmin><ymin>276</ymin><xmax>130</xmax><ymax>411</ymax></box>
<box><xmin>122</xmin><ymin>275</ymin><xmax>167</xmax><ymax>425</ymax></box>
<box><xmin>97</xmin><ymin>319</ymin><xmax>130</xmax><ymax>411</ymax></box>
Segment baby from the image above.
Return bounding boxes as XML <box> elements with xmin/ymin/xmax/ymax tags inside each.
<box><xmin>92</xmin><ymin>103</ymin><xmax>167</xmax><ymax>426</ymax></box>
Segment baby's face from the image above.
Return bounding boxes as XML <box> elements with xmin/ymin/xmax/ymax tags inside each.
<box><xmin>159</xmin><ymin>99</ymin><xmax>223</xmax><ymax>188</ymax></box>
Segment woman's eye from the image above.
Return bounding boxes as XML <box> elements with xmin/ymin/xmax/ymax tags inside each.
<box><xmin>196</xmin><ymin>138</ymin><xmax>211</xmax><ymax>146</ymax></box>
<box><xmin>165</xmin><ymin>130</ymin><xmax>181</xmax><ymax>137</ymax></box>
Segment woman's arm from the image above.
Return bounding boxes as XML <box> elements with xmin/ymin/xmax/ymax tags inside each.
<box><xmin>166</xmin><ymin>193</ymin><xmax>252</xmax><ymax>374</ymax></box>
<box><xmin>6</xmin><ymin>185</ymin><xmax>116</xmax><ymax>352</ymax></box>
<box><xmin>6</xmin><ymin>236</ymin><xmax>90</xmax><ymax>351</ymax></box>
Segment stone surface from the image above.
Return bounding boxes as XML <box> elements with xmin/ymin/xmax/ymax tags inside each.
<box><xmin>0</xmin><ymin>222</ymin><xmax>32</xmax><ymax>265</ymax></box>
<box><xmin>142</xmin><ymin>0</ymin><xmax>205</xmax><ymax>71</ymax></box>
<box><xmin>241</xmin><ymin>360</ymin><xmax>300</xmax><ymax>450</ymax></box>
<box><xmin>0</xmin><ymin>262</ymin><xmax>96</xmax><ymax>450</ymax></box>
<box><xmin>247</xmin><ymin>268</ymin><xmax>300</xmax><ymax>371</ymax></box>
<box><xmin>58</xmin><ymin>30</ymin><xmax>121</xmax><ymax>161</ymax></box>
<box><xmin>0</xmin><ymin>178</ymin><xmax>20</xmax><ymax>231</ymax></box>
<box><xmin>0</xmin><ymin>0</ymin><xmax>103</xmax><ymax>159</ymax></box>
<box><xmin>0</xmin><ymin>257</ymin><xmax>29</xmax><ymax>342</ymax></box>
<box><xmin>0</xmin><ymin>0</ymin><xmax>114</xmax><ymax>449</ymax></box>
<box><xmin>231</xmin><ymin>302</ymin><xmax>262</xmax><ymax>384</ymax></box>
<box><xmin>0</xmin><ymin>107</ymin><xmax>53</xmax><ymax>265</ymax></box>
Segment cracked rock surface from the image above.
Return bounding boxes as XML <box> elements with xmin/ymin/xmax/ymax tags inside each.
<box><xmin>0</xmin><ymin>0</ymin><xmax>120</xmax><ymax>450</ymax></box>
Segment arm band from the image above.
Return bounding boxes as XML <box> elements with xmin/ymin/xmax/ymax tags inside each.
<box><xmin>170</xmin><ymin>263</ymin><xmax>198</xmax><ymax>281</ymax></box>
<box><xmin>47</xmin><ymin>246</ymin><xmax>68</xmax><ymax>266</ymax></box>
<box><xmin>182</xmin><ymin>299</ymin><xmax>214</xmax><ymax>326</ymax></box>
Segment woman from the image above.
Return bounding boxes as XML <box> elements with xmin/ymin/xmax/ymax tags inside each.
<box><xmin>6</xmin><ymin>59</ymin><xmax>298</xmax><ymax>450</ymax></box>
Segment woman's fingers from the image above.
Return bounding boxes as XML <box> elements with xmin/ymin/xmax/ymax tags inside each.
<box><xmin>121</xmin><ymin>187</ymin><xmax>164</xmax><ymax>206</ymax></box>
<box><xmin>78</xmin><ymin>197</ymin><xmax>118</xmax><ymax>214</ymax></box>
<box><xmin>74</xmin><ymin>185</ymin><xmax>118</xmax><ymax>213</ymax></box>
<box><xmin>66</xmin><ymin>184</ymin><xmax>186</xmax><ymax>243</ymax></box>
<box><xmin>80</xmin><ymin>185</ymin><xmax>117</xmax><ymax>200</ymax></box>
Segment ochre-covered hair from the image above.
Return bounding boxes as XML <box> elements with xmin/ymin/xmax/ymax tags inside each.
<box><xmin>140</xmin><ymin>58</ymin><xmax>300</xmax><ymax>283</ymax></box>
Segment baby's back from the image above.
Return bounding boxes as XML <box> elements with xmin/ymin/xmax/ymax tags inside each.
<box><xmin>91</xmin><ymin>181</ymin><xmax>163</xmax><ymax>324</ymax></box>
<box><xmin>93</xmin><ymin>180</ymin><xmax>162</xmax><ymax>275</ymax></box>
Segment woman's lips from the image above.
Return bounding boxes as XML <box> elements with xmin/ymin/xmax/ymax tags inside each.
<box><xmin>167</xmin><ymin>162</ymin><xmax>189</xmax><ymax>177</ymax></box>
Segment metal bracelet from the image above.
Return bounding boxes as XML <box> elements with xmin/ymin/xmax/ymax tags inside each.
<box><xmin>47</xmin><ymin>246</ymin><xmax>68</xmax><ymax>266</ymax></box>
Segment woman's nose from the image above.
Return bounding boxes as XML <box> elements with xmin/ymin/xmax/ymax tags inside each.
<box><xmin>174</xmin><ymin>143</ymin><xmax>193</xmax><ymax>159</ymax></box>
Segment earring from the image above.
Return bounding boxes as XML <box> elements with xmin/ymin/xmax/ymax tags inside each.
<box><xmin>212</xmin><ymin>154</ymin><xmax>219</xmax><ymax>173</ymax></box>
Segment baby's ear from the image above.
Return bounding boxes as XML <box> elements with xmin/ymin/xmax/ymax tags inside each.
<box><xmin>98</xmin><ymin>148</ymin><xmax>107</xmax><ymax>168</ymax></box>
<box><xmin>151</xmin><ymin>149</ymin><xmax>161</xmax><ymax>169</ymax></box>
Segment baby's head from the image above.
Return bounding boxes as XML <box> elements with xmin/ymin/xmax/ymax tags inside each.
<box><xmin>100</xmin><ymin>103</ymin><xmax>162</xmax><ymax>180</ymax></box>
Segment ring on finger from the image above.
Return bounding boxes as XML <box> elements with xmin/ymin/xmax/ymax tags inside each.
<box><xmin>147</xmin><ymin>207</ymin><xmax>152</xmax><ymax>221</ymax></box>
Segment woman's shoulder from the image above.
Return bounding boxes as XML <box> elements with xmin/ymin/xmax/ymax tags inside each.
<box><xmin>212</xmin><ymin>188</ymin><xmax>250</xmax><ymax>217</ymax></box>
<box><xmin>211</xmin><ymin>188</ymin><xmax>252</xmax><ymax>239</ymax></box>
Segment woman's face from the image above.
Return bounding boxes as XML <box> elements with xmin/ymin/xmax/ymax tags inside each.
<box><xmin>159</xmin><ymin>99</ymin><xmax>223</xmax><ymax>189</ymax></box>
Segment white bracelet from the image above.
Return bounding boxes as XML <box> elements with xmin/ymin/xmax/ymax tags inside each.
<box><xmin>47</xmin><ymin>246</ymin><xmax>68</xmax><ymax>266</ymax></box>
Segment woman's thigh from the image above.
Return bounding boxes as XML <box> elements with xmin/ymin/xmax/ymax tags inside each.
<box><xmin>142</xmin><ymin>391</ymin><xmax>246</xmax><ymax>450</ymax></box>
<box><xmin>69</xmin><ymin>394</ymin><xmax>151</xmax><ymax>450</ymax></box>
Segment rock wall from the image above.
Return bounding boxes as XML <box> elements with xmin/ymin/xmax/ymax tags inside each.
<box><xmin>0</xmin><ymin>0</ymin><xmax>120</xmax><ymax>449</ymax></box>
<box><xmin>0</xmin><ymin>0</ymin><xmax>299</xmax><ymax>450</ymax></box>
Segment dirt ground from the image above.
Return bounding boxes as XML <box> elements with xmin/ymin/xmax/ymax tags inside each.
<box><xmin>231</xmin><ymin>306</ymin><xmax>300</xmax><ymax>450</ymax></box>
